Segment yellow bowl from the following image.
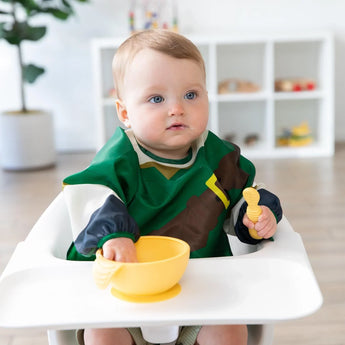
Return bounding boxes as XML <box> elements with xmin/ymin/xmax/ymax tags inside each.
<box><xmin>93</xmin><ymin>236</ymin><xmax>190</xmax><ymax>302</ymax></box>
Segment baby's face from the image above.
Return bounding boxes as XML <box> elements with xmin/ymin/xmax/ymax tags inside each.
<box><xmin>117</xmin><ymin>48</ymin><xmax>209</xmax><ymax>160</ymax></box>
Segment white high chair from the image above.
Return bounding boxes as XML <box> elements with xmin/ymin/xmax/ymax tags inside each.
<box><xmin>0</xmin><ymin>193</ymin><xmax>322</xmax><ymax>345</ymax></box>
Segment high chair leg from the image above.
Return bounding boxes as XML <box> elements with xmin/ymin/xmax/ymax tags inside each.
<box><xmin>47</xmin><ymin>329</ymin><xmax>78</xmax><ymax>345</ymax></box>
<box><xmin>141</xmin><ymin>325</ymin><xmax>180</xmax><ymax>343</ymax></box>
<box><xmin>247</xmin><ymin>324</ymin><xmax>274</xmax><ymax>345</ymax></box>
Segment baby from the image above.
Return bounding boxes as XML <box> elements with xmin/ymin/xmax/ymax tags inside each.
<box><xmin>63</xmin><ymin>29</ymin><xmax>282</xmax><ymax>345</ymax></box>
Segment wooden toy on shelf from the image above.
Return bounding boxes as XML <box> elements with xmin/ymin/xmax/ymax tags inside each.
<box><xmin>244</xmin><ymin>134</ymin><xmax>259</xmax><ymax>146</ymax></box>
<box><xmin>223</xmin><ymin>133</ymin><xmax>236</xmax><ymax>143</ymax></box>
<box><xmin>275</xmin><ymin>78</ymin><xmax>316</xmax><ymax>92</ymax></box>
<box><xmin>218</xmin><ymin>78</ymin><xmax>260</xmax><ymax>94</ymax></box>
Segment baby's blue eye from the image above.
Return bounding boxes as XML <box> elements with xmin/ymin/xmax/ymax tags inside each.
<box><xmin>185</xmin><ymin>91</ymin><xmax>196</xmax><ymax>100</ymax></box>
<box><xmin>149</xmin><ymin>95</ymin><xmax>164</xmax><ymax>103</ymax></box>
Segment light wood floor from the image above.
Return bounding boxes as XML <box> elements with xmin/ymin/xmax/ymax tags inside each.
<box><xmin>0</xmin><ymin>144</ymin><xmax>344</xmax><ymax>345</ymax></box>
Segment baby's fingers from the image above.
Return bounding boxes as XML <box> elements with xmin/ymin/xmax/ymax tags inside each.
<box><xmin>102</xmin><ymin>237</ymin><xmax>138</xmax><ymax>262</ymax></box>
<box><xmin>255</xmin><ymin>206</ymin><xmax>277</xmax><ymax>238</ymax></box>
<box><xmin>242</xmin><ymin>213</ymin><xmax>255</xmax><ymax>230</ymax></box>
<box><xmin>103</xmin><ymin>246</ymin><xmax>116</xmax><ymax>261</ymax></box>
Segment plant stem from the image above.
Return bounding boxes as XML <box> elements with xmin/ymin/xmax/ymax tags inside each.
<box><xmin>17</xmin><ymin>42</ymin><xmax>27</xmax><ymax>112</ymax></box>
<box><xmin>11</xmin><ymin>1</ymin><xmax>27</xmax><ymax>113</ymax></box>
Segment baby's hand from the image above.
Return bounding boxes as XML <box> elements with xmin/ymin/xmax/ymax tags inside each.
<box><xmin>102</xmin><ymin>237</ymin><xmax>138</xmax><ymax>262</ymax></box>
<box><xmin>243</xmin><ymin>205</ymin><xmax>277</xmax><ymax>239</ymax></box>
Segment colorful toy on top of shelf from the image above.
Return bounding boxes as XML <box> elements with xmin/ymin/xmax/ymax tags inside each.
<box><xmin>129</xmin><ymin>10</ymin><xmax>135</xmax><ymax>32</ymax></box>
<box><xmin>129</xmin><ymin>0</ymin><xmax>178</xmax><ymax>33</ymax></box>
<box><xmin>275</xmin><ymin>78</ymin><xmax>316</xmax><ymax>92</ymax></box>
<box><xmin>218</xmin><ymin>78</ymin><xmax>260</xmax><ymax>94</ymax></box>
<box><xmin>277</xmin><ymin>122</ymin><xmax>313</xmax><ymax>147</ymax></box>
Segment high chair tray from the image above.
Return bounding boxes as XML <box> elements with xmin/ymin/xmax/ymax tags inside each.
<box><xmin>0</xmin><ymin>215</ymin><xmax>322</xmax><ymax>331</ymax></box>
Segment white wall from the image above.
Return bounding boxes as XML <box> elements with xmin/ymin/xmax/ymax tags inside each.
<box><xmin>1</xmin><ymin>0</ymin><xmax>345</xmax><ymax>151</ymax></box>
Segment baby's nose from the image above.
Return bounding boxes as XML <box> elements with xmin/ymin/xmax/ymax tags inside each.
<box><xmin>168</xmin><ymin>102</ymin><xmax>184</xmax><ymax>116</ymax></box>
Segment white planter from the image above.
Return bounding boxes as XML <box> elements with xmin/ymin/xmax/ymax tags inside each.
<box><xmin>0</xmin><ymin>110</ymin><xmax>56</xmax><ymax>170</ymax></box>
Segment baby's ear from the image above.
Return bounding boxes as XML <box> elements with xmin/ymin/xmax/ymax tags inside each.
<box><xmin>115</xmin><ymin>100</ymin><xmax>131</xmax><ymax>128</ymax></box>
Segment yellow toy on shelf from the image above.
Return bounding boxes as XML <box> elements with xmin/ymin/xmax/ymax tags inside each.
<box><xmin>289</xmin><ymin>122</ymin><xmax>313</xmax><ymax>147</ymax></box>
<box><xmin>277</xmin><ymin>122</ymin><xmax>313</xmax><ymax>147</ymax></box>
<box><xmin>243</xmin><ymin>187</ymin><xmax>263</xmax><ymax>240</ymax></box>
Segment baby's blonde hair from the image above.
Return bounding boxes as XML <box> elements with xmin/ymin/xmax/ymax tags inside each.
<box><xmin>112</xmin><ymin>29</ymin><xmax>206</xmax><ymax>99</ymax></box>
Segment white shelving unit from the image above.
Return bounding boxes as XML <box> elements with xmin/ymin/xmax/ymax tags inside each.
<box><xmin>92</xmin><ymin>31</ymin><xmax>334</xmax><ymax>158</ymax></box>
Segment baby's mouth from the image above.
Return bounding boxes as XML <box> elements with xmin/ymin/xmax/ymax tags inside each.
<box><xmin>167</xmin><ymin>123</ymin><xmax>186</xmax><ymax>130</ymax></box>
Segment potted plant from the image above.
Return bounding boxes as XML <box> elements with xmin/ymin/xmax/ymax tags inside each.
<box><xmin>0</xmin><ymin>0</ymin><xmax>88</xmax><ymax>170</ymax></box>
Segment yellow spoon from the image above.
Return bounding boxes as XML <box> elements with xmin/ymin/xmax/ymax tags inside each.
<box><xmin>243</xmin><ymin>187</ymin><xmax>263</xmax><ymax>240</ymax></box>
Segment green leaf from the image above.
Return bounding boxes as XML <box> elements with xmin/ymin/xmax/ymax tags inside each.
<box><xmin>23</xmin><ymin>63</ymin><xmax>45</xmax><ymax>83</ymax></box>
<box><xmin>41</xmin><ymin>7</ymin><xmax>71</xmax><ymax>20</ymax></box>
<box><xmin>8</xmin><ymin>22</ymin><xmax>46</xmax><ymax>43</ymax></box>
<box><xmin>1</xmin><ymin>24</ymin><xmax>21</xmax><ymax>44</ymax></box>
<box><xmin>1</xmin><ymin>21</ymin><xmax>46</xmax><ymax>44</ymax></box>
<box><xmin>62</xmin><ymin>0</ymin><xmax>73</xmax><ymax>9</ymax></box>
<box><xmin>14</xmin><ymin>0</ymin><xmax>74</xmax><ymax>19</ymax></box>
<box><xmin>24</xmin><ymin>24</ymin><xmax>46</xmax><ymax>41</ymax></box>
<box><xmin>15</xmin><ymin>0</ymin><xmax>40</xmax><ymax>15</ymax></box>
